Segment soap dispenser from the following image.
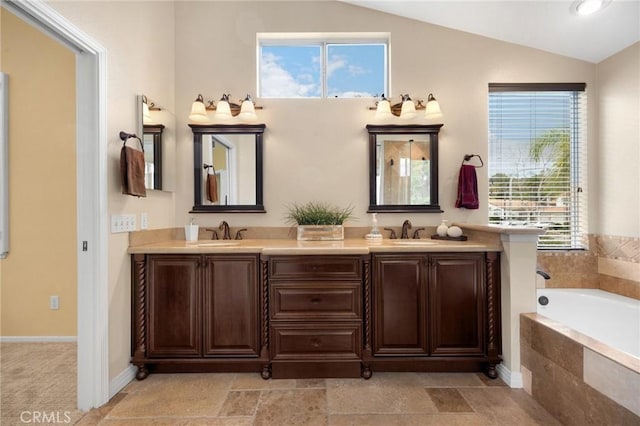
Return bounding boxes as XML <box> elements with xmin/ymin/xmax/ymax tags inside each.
<box><xmin>365</xmin><ymin>213</ymin><xmax>383</xmax><ymax>240</ymax></box>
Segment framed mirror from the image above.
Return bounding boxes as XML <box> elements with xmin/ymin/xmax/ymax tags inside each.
<box><xmin>367</xmin><ymin>124</ymin><xmax>443</xmax><ymax>213</ymax></box>
<box><xmin>137</xmin><ymin>94</ymin><xmax>175</xmax><ymax>192</ymax></box>
<box><xmin>142</xmin><ymin>124</ymin><xmax>164</xmax><ymax>190</ymax></box>
<box><xmin>190</xmin><ymin>123</ymin><xmax>265</xmax><ymax>213</ymax></box>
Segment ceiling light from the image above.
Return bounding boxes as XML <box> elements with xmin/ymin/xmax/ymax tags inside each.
<box><xmin>574</xmin><ymin>0</ymin><xmax>609</xmax><ymax>16</ymax></box>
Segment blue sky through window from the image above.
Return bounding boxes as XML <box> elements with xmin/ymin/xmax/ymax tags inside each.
<box><xmin>260</xmin><ymin>42</ymin><xmax>386</xmax><ymax>98</ymax></box>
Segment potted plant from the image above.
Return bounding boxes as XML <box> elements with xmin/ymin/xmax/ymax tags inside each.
<box><xmin>285</xmin><ymin>201</ymin><xmax>355</xmax><ymax>241</ymax></box>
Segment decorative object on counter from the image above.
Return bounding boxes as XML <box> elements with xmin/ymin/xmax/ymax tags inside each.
<box><xmin>365</xmin><ymin>213</ymin><xmax>383</xmax><ymax>240</ymax></box>
<box><xmin>447</xmin><ymin>225</ymin><xmax>463</xmax><ymax>238</ymax></box>
<box><xmin>455</xmin><ymin>154</ymin><xmax>481</xmax><ymax>209</ymax></box>
<box><xmin>436</xmin><ymin>220</ymin><xmax>449</xmax><ymax>236</ymax></box>
<box><xmin>119</xmin><ymin>131</ymin><xmax>146</xmax><ymax>197</ymax></box>
<box><xmin>184</xmin><ymin>219</ymin><xmax>199</xmax><ymax>242</ymax></box>
<box><xmin>189</xmin><ymin>93</ymin><xmax>263</xmax><ymax>123</ymax></box>
<box><xmin>369</xmin><ymin>93</ymin><xmax>442</xmax><ymax>120</ymax></box>
<box><xmin>285</xmin><ymin>201</ymin><xmax>355</xmax><ymax>241</ymax></box>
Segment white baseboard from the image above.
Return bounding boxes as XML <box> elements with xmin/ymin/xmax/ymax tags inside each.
<box><xmin>497</xmin><ymin>363</ymin><xmax>523</xmax><ymax>388</ymax></box>
<box><xmin>0</xmin><ymin>336</ymin><xmax>77</xmax><ymax>342</ymax></box>
<box><xmin>109</xmin><ymin>364</ymin><xmax>136</xmax><ymax>399</ymax></box>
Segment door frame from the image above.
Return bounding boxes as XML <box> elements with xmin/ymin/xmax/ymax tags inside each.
<box><xmin>2</xmin><ymin>0</ymin><xmax>109</xmax><ymax>410</ymax></box>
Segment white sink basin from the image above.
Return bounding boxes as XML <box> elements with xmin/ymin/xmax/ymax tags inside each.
<box><xmin>390</xmin><ymin>240</ymin><xmax>437</xmax><ymax>246</ymax></box>
<box><xmin>191</xmin><ymin>241</ymin><xmax>240</xmax><ymax>247</ymax></box>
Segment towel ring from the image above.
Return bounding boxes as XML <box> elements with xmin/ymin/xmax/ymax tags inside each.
<box><xmin>462</xmin><ymin>154</ymin><xmax>483</xmax><ymax>168</ymax></box>
<box><xmin>119</xmin><ymin>130</ymin><xmax>144</xmax><ymax>152</ymax></box>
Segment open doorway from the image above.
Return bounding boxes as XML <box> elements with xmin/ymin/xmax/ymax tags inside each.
<box><xmin>0</xmin><ymin>0</ymin><xmax>108</xmax><ymax>411</ymax></box>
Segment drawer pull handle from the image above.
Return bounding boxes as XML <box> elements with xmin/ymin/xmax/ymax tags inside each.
<box><xmin>310</xmin><ymin>297</ymin><xmax>322</xmax><ymax>304</ymax></box>
<box><xmin>310</xmin><ymin>338</ymin><xmax>321</xmax><ymax>348</ymax></box>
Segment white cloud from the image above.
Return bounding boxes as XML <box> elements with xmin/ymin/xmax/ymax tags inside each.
<box><xmin>260</xmin><ymin>52</ymin><xmax>319</xmax><ymax>98</ymax></box>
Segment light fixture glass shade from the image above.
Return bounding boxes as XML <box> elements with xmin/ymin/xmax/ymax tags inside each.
<box><xmin>425</xmin><ymin>93</ymin><xmax>442</xmax><ymax>118</ymax></box>
<box><xmin>400</xmin><ymin>95</ymin><xmax>416</xmax><ymax>119</ymax></box>
<box><xmin>142</xmin><ymin>101</ymin><xmax>152</xmax><ymax>124</ymax></box>
<box><xmin>375</xmin><ymin>99</ymin><xmax>393</xmax><ymax>119</ymax></box>
<box><xmin>238</xmin><ymin>95</ymin><xmax>257</xmax><ymax>122</ymax></box>
<box><xmin>215</xmin><ymin>94</ymin><xmax>232</xmax><ymax>120</ymax></box>
<box><xmin>189</xmin><ymin>95</ymin><xmax>208</xmax><ymax>122</ymax></box>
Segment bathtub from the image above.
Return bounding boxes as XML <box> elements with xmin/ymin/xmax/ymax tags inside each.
<box><xmin>536</xmin><ymin>288</ymin><xmax>640</xmax><ymax>358</ymax></box>
<box><xmin>520</xmin><ymin>289</ymin><xmax>640</xmax><ymax>424</ymax></box>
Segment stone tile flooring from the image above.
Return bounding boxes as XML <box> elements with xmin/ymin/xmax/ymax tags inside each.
<box><xmin>77</xmin><ymin>372</ymin><xmax>561</xmax><ymax>425</ymax></box>
<box><xmin>0</xmin><ymin>342</ymin><xmax>562</xmax><ymax>425</ymax></box>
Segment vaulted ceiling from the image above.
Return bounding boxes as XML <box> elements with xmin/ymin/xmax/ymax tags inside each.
<box><xmin>341</xmin><ymin>0</ymin><xmax>640</xmax><ymax>63</ymax></box>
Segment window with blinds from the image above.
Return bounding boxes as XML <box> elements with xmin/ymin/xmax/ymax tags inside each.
<box><xmin>488</xmin><ymin>83</ymin><xmax>588</xmax><ymax>249</ymax></box>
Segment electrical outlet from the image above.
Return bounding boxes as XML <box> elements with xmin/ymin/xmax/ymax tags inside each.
<box><xmin>124</xmin><ymin>214</ymin><xmax>136</xmax><ymax>231</ymax></box>
<box><xmin>50</xmin><ymin>295</ymin><xmax>59</xmax><ymax>310</ymax></box>
<box><xmin>140</xmin><ymin>213</ymin><xmax>148</xmax><ymax>230</ymax></box>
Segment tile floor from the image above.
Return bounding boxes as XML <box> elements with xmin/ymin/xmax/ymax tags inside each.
<box><xmin>77</xmin><ymin>371</ymin><xmax>561</xmax><ymax>425</ymax></box>
<box><xmin>1</xmin><ymin>342</ymin><xmax>562</xmax><ymax>425</ymax></box>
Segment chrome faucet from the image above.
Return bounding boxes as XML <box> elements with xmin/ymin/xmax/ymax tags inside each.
<box><xmin>219</xmin><ymin>221</ymin><xmax>231</xmax><ymax>240</ymax></box>
<box><xmin>401</xmin><ymin>220</ymin><xmax>412</xmax><ymax>239</ymax></box>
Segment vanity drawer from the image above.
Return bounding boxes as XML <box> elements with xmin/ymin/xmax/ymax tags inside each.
<box><xmin>271</xmin><ymin>282</ymin><xmax>362</xmax><ymax>320</ymax></box>
<box><xmin>271</xmin><ymin>323</ymin><xmax>362</xmax><ymax>360</ymax></box>
<box><xmin>268</xmin><ymin>256</ymin><xmax>362</xmax><ymax>280</ymax></box>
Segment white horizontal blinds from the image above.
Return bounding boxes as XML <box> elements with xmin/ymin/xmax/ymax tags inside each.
<box><xmin>488</xmin><ymin>83</ymin><xmax>587</xmax><ymax>249</ymax></box>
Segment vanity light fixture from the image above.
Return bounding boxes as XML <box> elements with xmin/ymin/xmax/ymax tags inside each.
<box><xmin>369</xmin><ymin>93</ymin><xmax>442</xmax><ymax>119</ymax></box>
<box><xmin>400</xmin><ymin>94</ymin><xmax>417</xmax><ymax>119</ymax></box>
<box><xmin>190</xmin><ymin>93</ymin><xmax>263</xmax><ymax>123</ymax></box>
<box><xmin>189</xmin><ymin>94</ymin><xmax>209</xmax><ymax>122</ymax></box>
<box><xmin>142</xmin><ymin>95</ymin><xmax>161</xmax><ymax>123</ymax></box>
<box><xmin>424</xmin><ymin>93</ymin><xmax>442</xmax><ymax>118</ymax></box>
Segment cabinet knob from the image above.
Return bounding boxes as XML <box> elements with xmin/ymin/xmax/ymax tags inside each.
<box><xmin>310</xmin><ymin>338</ymin><xmax>321</xmax><ymax>348</ymax></box>
<box><xmin>310</xmin><ymin>297</ymin><xmax>322</xmax><ymax>304</ymax></box>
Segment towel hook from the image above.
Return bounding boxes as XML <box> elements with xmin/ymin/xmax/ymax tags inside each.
<box><xmin>462</xmin><ymin>154</ymin><xmax>483</xmax><ymax>168</ymax></box>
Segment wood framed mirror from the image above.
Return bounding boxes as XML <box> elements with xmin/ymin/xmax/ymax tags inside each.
<box><xmin>367</xmin><ymin>124</ymin><xmax>443</xmax><ymax>213</ymax></box>
<box><xmin>190</xmin><ymin>123</ymin><xmax>265</xmax><ymax>213</ymax></box>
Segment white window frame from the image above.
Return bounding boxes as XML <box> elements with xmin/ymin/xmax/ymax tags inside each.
<box><xmin>257</xmin><ymin>32</ymin><xmax>390</xmax><ymax>99</ymax></box>
<box><xmin>488</xmin><ymin>83</ymin><xmax>588</xmax><ymax>250</ymax></box>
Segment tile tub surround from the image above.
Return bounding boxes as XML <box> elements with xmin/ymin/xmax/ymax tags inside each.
<box><xmin>76</xmin><ymin>372</ymin><xmax>562</xmax><ymax>425</ymax></box>
<box><xmin>537</xmin><ymin>234</ymin><xmax>640</xmax><ymax>300</ymax></box>
<box><xmin>520</xmin><ymin>314</ymin><xmax>640</xmax><ymax>425</ymax></box>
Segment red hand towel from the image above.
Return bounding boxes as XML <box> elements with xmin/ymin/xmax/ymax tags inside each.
<box><xmin>455</xmin><ymin>164</ymin><xmax>479</xmax><ymax>209</ymax></box>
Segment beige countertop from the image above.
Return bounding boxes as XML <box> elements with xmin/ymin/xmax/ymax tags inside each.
<box><xmin>127</xmin><ymin>238</ymin><xmax>502</xmax><ymax>255</ymax></box>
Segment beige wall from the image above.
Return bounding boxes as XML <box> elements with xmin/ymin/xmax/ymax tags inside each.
<box><xmin>48</xmin><ymin>0</ymin><xmax>177</xmax><ymax>379</ymax></box>
<box><xmin>595</xmin><ymin>42</ymin><xmax>640</xmax><ymax>238</ymax></box>
<box><xmin>46</xmin><ymin>0</ymin><xmax>635</xmax><ymax>383</ymax></box>
<box><xmin>0</xmin><ymin>10</ymin><xmax>76</xmax><ymax>336</ymax></box>
<box><xmin>174</xmin><ymin>1</ymin><xmax>597</xmax><ymax>232</ymax></box>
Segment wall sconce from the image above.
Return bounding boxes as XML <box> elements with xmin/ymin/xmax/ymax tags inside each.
<box><xmin>189</xmin><ymin>93</ymin><xmax>263</xmax><ymax>123</ymax></box>
<box><xmin>369</xmin><ymin>93</ymin><xmax>442</xmax><ymax>120</ymax></box>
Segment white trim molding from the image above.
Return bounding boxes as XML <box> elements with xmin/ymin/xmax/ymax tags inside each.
<box><xmin>109</xmin><ymin>365</ymin><xmax>136</xmax><ymax>399</ymax></box>
<box><xmin>497</xmin><ymin>363</ymin><xmax>523</xmax><ymax>388</ymax></box>
<box><xmin>3</xmin><ymin>0</ymin><xmax>109</xmax><ymax>411</ymax></box>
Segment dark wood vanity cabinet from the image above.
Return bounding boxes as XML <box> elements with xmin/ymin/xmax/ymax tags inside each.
<box><xmin>131</xmin><ymin>250</ymin><xmax>500</xmax><ymax>380</ymax></box>
<box><xmin>266</xmin><ymin>255</ymin><xmax>366</xmax><ymax>379</ymax></box>
<box><xmin>364</xmin><ymin>252</ymin><xmax>501</xmax><ymax>378</ymax></box>
<box><xmin>131</xmin><ymin>253</ymin><xmax>269</xmax><ymax>380</ymax></box>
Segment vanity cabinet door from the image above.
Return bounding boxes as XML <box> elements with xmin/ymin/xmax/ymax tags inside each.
<box><xmin>202</xmin><ymin>254</ymin><xmax>260</xmax><ymax>357</ymax></box>
<box><xmin>147</xmin><ymin>255</ymin><xmax>202</xmax><ymax>358</ymax></box>
<box><xmin>372</xmin><ymin>254</ymin><xmax>429</xmax><ymax>356</ymax></box>
<box><xmin>429</xmin><ymin>253</ymin><xmax>485</xmax><ymax>356</ymax></box>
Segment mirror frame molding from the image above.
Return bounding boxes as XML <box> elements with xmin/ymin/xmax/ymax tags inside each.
<box><xmin>189</xmin><ymin>123</ymin><xmax>266</xmax><ymax>213</ymax></box>
<box><xmin>366</xmin><ymin>124</ymin><xmax>444</xmax><ymax>213</ymax></box>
